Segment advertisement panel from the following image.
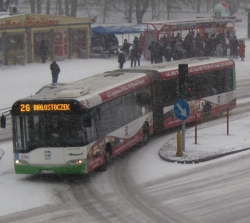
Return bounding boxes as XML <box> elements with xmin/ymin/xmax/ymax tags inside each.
<box><xmin>54</xmin><ymin>31</ymin><xmax>64</xmax><ymax>60</ymax></box>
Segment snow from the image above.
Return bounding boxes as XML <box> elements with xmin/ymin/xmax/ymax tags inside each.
<box><xmin>0</xmin><ymin>18</ymin><xmax>250</xmax><ymax>218</ymax></box>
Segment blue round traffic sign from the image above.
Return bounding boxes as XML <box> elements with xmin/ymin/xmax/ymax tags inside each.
<box><xmin>174</xmin><ymin>99</ymin><xmax>190</xmax><ymax>121</ymax></box>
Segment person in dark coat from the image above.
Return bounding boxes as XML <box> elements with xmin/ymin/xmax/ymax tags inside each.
<box><xmin>154</xmin><ymin>42</ymin><xmax>164</xmax><ymax>63</ymax></box>
<box><xmin>210</xmin><ymin>34</ymin><xmax>217</xmax><ymax>56</ymax></box>
<box><xmin>189</xmin><ymin>40</ymin><xmax>199</xmax><ymax>58</ymax></box>
<box><xmin>230</xmin><ymin>35</ymin><xmax>239</xmax><ymax>59</ymax></box>
<box><xmin>183</xmin><ymin>31</ymin><xmax>194</xmax><ymax>58</ymax></box>
<box><xmin>50</xmin><ymin>60</ymin><xmax>60</xmax><ymax>85</ymax></box>
<box><xmin>122</xmin><ymin>39</ymin><xmax>130</xmax><ymax>61</ymax></box>
<box><xmin>40</xmin><ymin>40</ymin><xmax>48</xmax><ymax>63</ymax></box>
<box><xmin>164</xmin><ymin>44</ymin><xmax>172</xmax><ymax>61</ymax></box>
<box><xmin>148</xmin><ymin>41</ymin><xmax>156</xmax><ymax>64</ymax></box>
<box><xmin>118</xmin><ymin>49</ymin><xmax>126</xmax><ymax>69</ymax></box>
<box><xmin>195</xmin><ymin>33</ymin><xmax>204</xmax><ymax>57</ymax></box>
<box><xmin>130</xmin><ymin>43</ymin><xmax>142</xmax><ymax>67</ymax></box>
<box><xmin>173</xmin><ymin>41</ymin><xmax>187</xmax><ymax>60</ymax></box>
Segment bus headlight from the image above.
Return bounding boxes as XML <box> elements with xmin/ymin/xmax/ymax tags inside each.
<box><xmin>66</xmin><ymin>159</ymin><xmax>84</xmax><ymax>165</ymax></box>
<box><xmin>15</xmin><ymin>159</ymin><xmax>29</xmax><ymax>165</ymax></box>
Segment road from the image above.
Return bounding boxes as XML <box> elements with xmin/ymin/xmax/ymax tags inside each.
<box><xmin>1</xmin><ymin>70</ymin><xmax>250</xmax><ymax>223</ymax></box>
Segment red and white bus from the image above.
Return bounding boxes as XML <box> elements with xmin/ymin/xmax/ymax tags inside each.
<box><xmin>1</xmin><ymin>57</ymin><xmax>236</xmax><ymax>174</ymax></box>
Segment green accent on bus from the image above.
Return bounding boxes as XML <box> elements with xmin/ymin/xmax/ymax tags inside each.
<box><xmin>14</xmin><ymin>162</ymin><xmax>88</xmax><ymax>174</ymax></box>
<box><xmin>67</xmin><ymin>152</ymin><xmax>84</xmax><ymax>156</ymax></box>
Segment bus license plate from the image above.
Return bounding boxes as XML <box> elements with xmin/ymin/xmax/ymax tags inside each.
<box><xmin>40</xmin><ymin>170</ymin><xmax>55</xmax><ymax>174</ymax></box>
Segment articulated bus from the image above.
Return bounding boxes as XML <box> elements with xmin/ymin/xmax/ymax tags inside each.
<box><xmin>1</xmin><ymin>57</ymin><xmax>236</xmax><ymax>174</ymax></box>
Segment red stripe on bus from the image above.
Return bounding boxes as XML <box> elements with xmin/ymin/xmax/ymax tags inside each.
<box><xmin>160</xmin><ymin>60</ymin><xmax>235</xmax><ymax>79</ymax></box>
<box><xmin>99</xmin><ymin>76</ymin><xmax>151</xmax><ymax>102</ymax></box>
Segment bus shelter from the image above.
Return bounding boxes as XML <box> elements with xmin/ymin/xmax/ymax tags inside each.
<box><xmin>0</xmin><ymin>13</ymin><xmax>92</xmax><ymax>65</ymax></box>
<box><xmin>141</xmin><ymin>17</ymin><xmax>242</xmax><ymax>60</ymax></box>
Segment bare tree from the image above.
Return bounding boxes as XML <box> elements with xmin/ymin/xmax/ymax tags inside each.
<box><xmin>57</xmin><ymin>0</ymin><xmax>63</xmax><ymax>15</ymax></box>
<box><xmin>135</xmin><ymin>0</ymin><xmax>150</xmax><ymax>24</ymax></box>
<box><xmin>110</xmin><ymin>0</ymin><xmax>133</xmax><ymax>23</ymax></box>
<box><xmin>151</xmin><ymin>0</ymin><xmax>156</xmax><ymax>19</ymax></box>
<box><xmin>212</xmin><ymin>0</ymin><xmax>220</xmax><ymax>7</ymax></box>
<box><xmin>46</xmin><ymin>0</ymin><xmax>50</xmax><ymax>14</ymax></box>
<box><xmin>127</xmin><ymin>0</ymin><xmax>133</xmax><ymax>23</ymax></box>
<box><xmin>227</xmin><ymin>0</ymin><xmax>239</xmax><ymax>16</ymax></box>
<box><xmin>196</xmin><ymin>0</ymin><xmax>200</xmax><ymax>13</ymax></box>
<box><xmin>37</xmin><ymin>0</ymin><xmax>42</xmax><ymax>14</ymax></box>
<box><xmin>70</xmin><ymin>0</ymin><xmax>77</xmax><ymax>17</ymax></box>
<box><xmin>0</xmin><ymin>0</ymin><xmax>5</xmax><ymax>11</ymax></box>
<box><xmin>81</xmin><ymin>0</ymin><xmax>101</xmax><ymax>19</ymax></box>
<box><xmin>165</xmin><ymin>0</ymin><xmax>173</xmax><ymax>20</ymax></box>
<box><xmin>206</xmin><ymin>0</ymin><xmax>209</xmax><ymax>12</ymax></box>
<box><xmin>102</xmin><ymin>0</ymin><xmax>110</xmax><ymax>23</ymax></box>
<box><xmin>65</xmin><ymin>0</ymin><xmax>69</xmax><ymax>16</ymax></box>
<box><xmin>30</xmin><ymin>0</ymin><xmax>35</xmax><ymax>13</ymax></box>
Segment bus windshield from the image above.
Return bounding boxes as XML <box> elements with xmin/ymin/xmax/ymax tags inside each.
<box><xmin>13</xmin><ymin>114</ymin><xmax>89</xmax><ymax>152</ymax></box>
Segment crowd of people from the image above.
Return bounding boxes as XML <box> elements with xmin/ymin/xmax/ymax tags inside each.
<box><xmin>118</xmin><ymin>35</ymin><xmax>143</xmax><ymax>68</ymax></box>
<box><xmin>118</xmin><ymin>31</ymin><xmax>246</xmax><ymax>69</ymax></box>
<box><xmin>147</xmin><ymin>31</ymin><xmax>246</xmax><ymax>63</ymax></box>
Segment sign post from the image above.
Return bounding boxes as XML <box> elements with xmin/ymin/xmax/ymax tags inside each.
<box><xmin>246</xmin><ymin>8</ymin><xmax>250</xmax><ymax>38</ymax></box>
<box><xmin>174</xmin><ymin>99</ymin><xmax>190</xmax><ymax>151</ymax></box>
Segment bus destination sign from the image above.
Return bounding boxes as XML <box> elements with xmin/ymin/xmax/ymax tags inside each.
<box><xmin>20</xmin><ymin>103</ymin><xmax>71</xmax><ymax>112</ymax></box>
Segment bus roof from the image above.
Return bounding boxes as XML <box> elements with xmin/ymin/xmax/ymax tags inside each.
<box><xmin>132</xmin><ymin>57</ymin><xmax>234</xmax><ymax>79</ymax></box>
<box><xmin>16</xmin><ymin>57</ymin><xmax>234</xmax><ymax>109</ymax></box>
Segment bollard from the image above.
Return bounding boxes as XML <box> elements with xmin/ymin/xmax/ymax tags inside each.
<box><xmin>176</xmin><ymin>131</ymin><xmax>183</xmax><ymax>157</ymax></box>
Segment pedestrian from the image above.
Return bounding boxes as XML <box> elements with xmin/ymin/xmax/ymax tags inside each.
<box><xmin>164</xmin><ymin>43</ymin><xmax>172</xmax><ymax>61</ymax></box>
<box><xmin>195</xmin><ymin>33</ymin><xmax>204</xmax><ymax>57</ymax></box>
<box><xmin>40</xmin><ymin>39</ymin><xmax>48</xmax><ymax>63</ymax></box>
<box><xmin>154</xmin><ymin>42</ymin><xmax>163</xmax><ymax>63</ymax></box>
<box><xmin>148</xmin><ymin>41</ymin><xmax>156</xmax><ymax>64</ymax></box>
<box><xmin>118</xmin><ymin>49</ymin><xmax>126</xmax><ymax>69</ymax></box>
<box><xmin>122</xmin><ymin>39</ymin><xmax>130</xmax><ymax>61</ymax></box>
<box><xmin>230</xmin><ymin>35</ymin><xmax>239</xmax><ymax>59</ymax></box>
<box><xmin>130</xmin><ymin>43</ymin><xmax>141</xmax><ymax>67</ymax></box>
<box><xmin>50</xmin><ymin>59</ymin><xmax>60</xmax><ymax>85</ymax></box>
<box><xmin>238</xmin><ymin>39</ymin><xmax>246</xmax><ymax>61</ymax></box>
<box><xmin>190</xmin><ymin>40</ymin><xmax>199</xmax><ymax>58</ymax></box>
<box><xmin>139</xmin><ymin>33</ymin><xmax>145</xmax><ymax>54</ymax></box>
<box><xmin>173</xmin><ymin>41</ymin><xmax>187</xmax><ymax>60</ymax></box>
<box><xmin>215</xmin><ymin>43</ymin><xmax>223</xmax><ymax>57</ymax></box>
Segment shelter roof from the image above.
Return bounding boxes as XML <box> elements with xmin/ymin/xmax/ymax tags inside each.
<box><xmin>91</xmin><ymin>24</ymin><xmax>153</xmax><ymax>34</ymax></box>
<box><xmin>0</xmin><ymin>13</ymin><xmax>92</xmax><ymax>28</ymax></box>
<box><xmin>141</xmin><ymin>17</ymin><xmax>242</xmax><ymax>32</ymax></box>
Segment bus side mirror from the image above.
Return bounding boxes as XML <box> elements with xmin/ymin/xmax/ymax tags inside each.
<box><xmin>1</xmin><ymin>115</ymin><xmax>6</xmax><ymax>128</ymax></box>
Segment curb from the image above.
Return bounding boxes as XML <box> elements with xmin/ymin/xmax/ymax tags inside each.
<box><xmin>159</xmin><ymin>147</ymin><xmax>250</xmax><ymax>164</ymax></box>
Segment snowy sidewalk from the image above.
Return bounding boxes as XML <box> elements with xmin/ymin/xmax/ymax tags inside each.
<box><xmin>159</xmin><ymin>115</ymin><xmax>250</xmax><ymax>164</ymax></box>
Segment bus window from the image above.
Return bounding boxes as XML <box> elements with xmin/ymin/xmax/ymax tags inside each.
<box><xmin>224</xmin><ymin>68</ymin><xmax>234</xmax><ymax>92</ymax></box>
<box><xmin>162</xmin><ymin>79</ymin><xmax>179</xmax><ymax>106</ymax></box>
<box><xmin>83</xmin><ymin>110</ymin><xmax>92</xmax><ymax>127</ymax></box>
<box><xmin>123</xmin><ymin>91</ymin><xmax>136</xmax><ymax>123</ymax></box>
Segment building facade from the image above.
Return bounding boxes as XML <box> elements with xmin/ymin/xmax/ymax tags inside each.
<box><xmin>0</xmin><ymin>13</ymin><xmax>92</xmax><ymax>65</ymax></box>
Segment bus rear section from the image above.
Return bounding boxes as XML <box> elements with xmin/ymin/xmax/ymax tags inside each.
<box><xmin>158</xmin><ymin>58</ymin><xmax>236</xmax><ymax>129</ymax></box>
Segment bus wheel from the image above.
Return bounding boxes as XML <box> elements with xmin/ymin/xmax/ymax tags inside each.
<box><xmin>97</xmin><ymin>149</ymin><xmax>111</xmax><ymax>171</ymax></box>
<box><xmin>202</xmin><ymin>102</ymin><xmax>212</xmax><ymax>119</ymax></box>
<box><xmin>97</xmin><ymin>153</ymin><xmax>108</xmax><ymax>171</ymax></box>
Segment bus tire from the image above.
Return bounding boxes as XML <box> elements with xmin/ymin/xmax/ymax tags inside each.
<box><xmin>97</xmin><ymin>145</ymin><xmax>112</xmax><ymax>171</ymax></box>
<box><xmin>202</xmin><ymin>102</ymin><xmax>212</xmax><ymax>118</ymax></box>
<box><xmin>97</xmin><ymin>152</ymin><xmax>109</xmax><ymax>171</ymax></box>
